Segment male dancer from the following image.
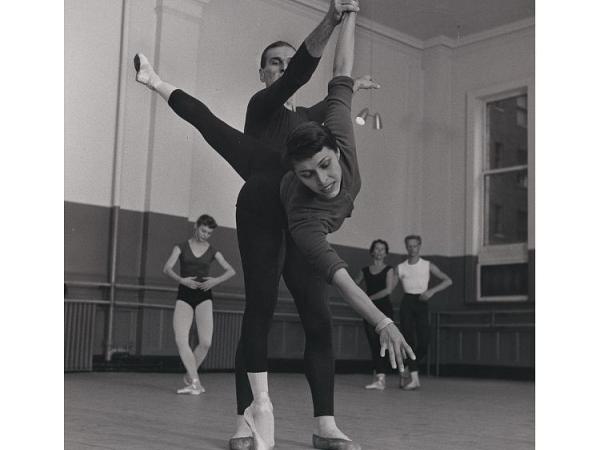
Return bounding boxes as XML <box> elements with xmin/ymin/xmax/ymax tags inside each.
<box><xmin>397</xmin><ymin>235</ymin><xmax>452</xmax><ymax>390</ymax></box>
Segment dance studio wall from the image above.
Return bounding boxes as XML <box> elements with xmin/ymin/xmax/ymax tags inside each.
<box><xmin>65</xmin><ymin>0</ymin><xmax>533</xmax><ymax>289</ymax></box>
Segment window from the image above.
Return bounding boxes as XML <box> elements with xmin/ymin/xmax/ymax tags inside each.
<box><xmin>483</xmin><ymin>94</ymin><xmax>528</xmax><ymax>247</ymax></box>
<box><xmin>466</xmin><ymin>80</ymin><xmax>533</xmax><ymax>302</ymax></box>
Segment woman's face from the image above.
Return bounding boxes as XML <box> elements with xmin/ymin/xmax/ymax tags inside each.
<box><xmin>293</xmin><ymin>147</ymin><xmax>342</xmax><ymax>199</ymax></box>
<box><xmin>194</xmin><ymin>224</ymin><xmax>214</xmax><ymax>242</ymax></box>
<box><xmin>371</xmin><ymin>243</ymin><xmax>387</xmax><ymax>261</ymax></box>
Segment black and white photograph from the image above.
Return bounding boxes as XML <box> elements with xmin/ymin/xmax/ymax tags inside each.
<box><xmin>5</xmin><ymin>0</ymin><xmax>590</xmax><ymax>448</ymax></box>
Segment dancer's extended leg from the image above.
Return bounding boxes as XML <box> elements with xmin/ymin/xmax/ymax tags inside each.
<box><xmin>134</xmin><ymin>53</ymin><xmax>279</xmax><ymax>181</ymax></box>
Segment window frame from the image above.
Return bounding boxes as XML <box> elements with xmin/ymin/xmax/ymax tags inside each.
<box><xmin>466</xmin><ymin>78</ymin><xmax>534</xmax><ymax>302</ymax></box>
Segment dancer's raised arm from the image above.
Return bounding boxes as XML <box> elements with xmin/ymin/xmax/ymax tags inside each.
<box><xmin>246</xmin><ymin>0</ymin><xmax>360</xmax><ymax>129</ymax></box>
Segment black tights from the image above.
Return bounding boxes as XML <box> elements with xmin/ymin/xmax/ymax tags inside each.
<box><xmin>169</xmin><ymin>89</ymin><xmax>335</xmax><ymax>416</ymax></box>
<box><xmin>399</xmin><ymin>294</ymin><xmax>430</xmax><ymax>372</ymax></box>
<box><xmin>362</xmin><ymin>298</ymin><xmax>394</xmax><ymax>374</ymax></box>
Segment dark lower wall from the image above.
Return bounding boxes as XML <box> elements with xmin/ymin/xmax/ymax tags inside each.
<box><xmin>65</xmin><ymin>201</ymin><xmax>535</xmax><ymax>371</ymax></box>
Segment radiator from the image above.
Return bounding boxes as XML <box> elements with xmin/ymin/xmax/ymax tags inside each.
<box><xmin>64</xmin><ymin>302</ymin><xmax>96</xmax><ymax>371</ymax></box>
<box><xmin>202</xmin><ymin>311</ymin><xmax>243</xmax><ymax>370</ymax></box>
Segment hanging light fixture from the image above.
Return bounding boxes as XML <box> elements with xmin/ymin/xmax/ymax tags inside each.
<box><xmin>354</xmin><ymin>26</ymin><xmax>382</xmax><ymax>130</ymax></box>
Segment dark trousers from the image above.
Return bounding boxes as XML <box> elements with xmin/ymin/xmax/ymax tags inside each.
<box><xmin>362</xmin><ymin>298</ymin><xmax>394</xmax><ymax>374</ymax></box>
<box><xmin>399</xmin><ymin>294</ymin><xmax>430</xmax><ymax>372</ymax></box>
<box><xmin>234</xmin><ymin>209</ymin><xmax>334</xmax><ymax>416</ymax></box>
<box><xmin>169</xmin><ymin>90</ymin><xmax>335</xmax><ymax>417</ymax></box>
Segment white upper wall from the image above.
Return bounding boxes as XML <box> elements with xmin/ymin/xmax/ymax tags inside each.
<box><xmin>64</xmin><ymin>0</ymin><xmax>534</xmax><ymax>254</ymax></box>
<box><xmin>64</xmin><ymin>0</ymin><xmax>123</xmax><ymax>206</ymax></box>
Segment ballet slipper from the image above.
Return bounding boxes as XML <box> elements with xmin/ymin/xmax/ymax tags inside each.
<box><xmin>312</xmin><ymin>434</ymin><xmax>362</xmax><ymax>450</ymax></box>
<box><xmin>133</xmin><ymin>53</ymin><xmax>161</xmax><ymax>90</ymax></box>
<box><xmin>243</xmin><ymin>403</ymin><xmax>274</xmax><ymax>450</ymax></box>
<box><xmin>401</xmin><ymin>380</ymin><xmax>420</xmax><ymax>390</ymax></box>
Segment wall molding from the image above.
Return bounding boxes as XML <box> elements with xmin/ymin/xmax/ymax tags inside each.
<box><xmin>455</xmin><ymin>17</ymin><xmax>534</xmax><ymax>48</ymax></box>
<box><xmin>280</xmin><ymin>0</ymin><xmax>534</xmax><ymax>51</ymax></box>
<box><xmin>424</xmin><ymin>17</ymin><xmax>535</xmax><ymax>49</ymax></box>
<box><xmin>261</xmin><ymin>0</ymin><xmax>423</xmax><ymax>50</ymax></box>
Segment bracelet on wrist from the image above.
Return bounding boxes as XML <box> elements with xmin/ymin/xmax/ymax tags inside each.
<box><xmin>375</xmin><ymin>317</ymin><xmax>393</xmax><ymax>334</ymax></box>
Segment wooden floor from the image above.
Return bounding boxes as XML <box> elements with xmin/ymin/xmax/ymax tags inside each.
<box><xmin>65</xmin><ymin>372</ymin><xmax>534</xmax><ymax>450</ymax></box>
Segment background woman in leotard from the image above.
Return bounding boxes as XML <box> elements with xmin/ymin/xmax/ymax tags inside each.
<box><xmin>163</xmin><ymin>214</ymin><xmax>236</xmax><ymax>395</ymax></box>
<box><xmin>354</xmin><ymin>239</ymin><xmax>397</xmax><ymax>390</ymax></box>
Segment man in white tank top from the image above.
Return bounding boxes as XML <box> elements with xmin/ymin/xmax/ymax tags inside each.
<box><xmin>396</xmin><ymin>235</ymin><xmax>452</xmax><ymax>390</ymax></box>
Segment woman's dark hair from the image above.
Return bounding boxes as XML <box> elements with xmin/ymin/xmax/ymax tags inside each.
<box><xmin>283</xmin><ymin>122</ymin><xmax>338</xmax><ymax>168</ymax></box>
<box><xmin>369</xmin><ymin>239</ymin><xmax>389</xmax><ymax>255</ymax></box>
<box><xmin>196</xmin><ymin>214</ymin><xmax>217</xmax><ymax>229</ymax></box>
<box><xmin>260</xmin><ymin>41</ymin><xmax>296</xmax><ymax>68</ymax></box>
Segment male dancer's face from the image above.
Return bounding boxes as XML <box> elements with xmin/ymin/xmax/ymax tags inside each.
<box><xmin>259</xmin><ymin>45</ymin><xmax>295</xmax><ymax>87</ymax></box>
<box><xmin>405</xmin><ymin>239</ymin><xmax>421</xmax><ymax>258</ymax></box>
<box><xmin>293</xmin><ymin>147</ymin><xmax>342</xmax><ymax>199</ymax></box>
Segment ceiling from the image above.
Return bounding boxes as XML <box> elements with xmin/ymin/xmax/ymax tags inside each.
<box><xmin>315</xmin><ymin>0</ymin><xmax>534</xmax><ymax>40</ymax></box>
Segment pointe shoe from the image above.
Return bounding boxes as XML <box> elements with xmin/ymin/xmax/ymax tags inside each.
<box><xmin>133</xmin><ymin>53</ymin><xmax>160</xmax><ymax>89</ymax></box>
<box><xmin>365</xmin><ymin>374</ymin><xmax>385</xmax><ymax>390</ymax></box>
<box><xmin>229</xmin><ymin>436</ymin><xmax>255</xmax><ymax>450</ymax></box>
<box><xmin>401</xmin><ymin>371</ymin><xmax>420</xmax><ymax>390</ymax></box>
<box><xmin>401</xmin><ymin>379</ymin><xmax>420</xmax><ymax>390</ymax></box>
<box><xmin>312</xmin><ymin>434</ymin><xmax>362</xmax><ymax>450</ymax></box>
<box><xmin>243</xmin><ymin>403</ymin><xmax>274</xmax><ymax>450</ymax></box>
<box><xmin>176</xmin><ymin>378</ymin><xmax>205</xmax><ymax>395</ymax></box>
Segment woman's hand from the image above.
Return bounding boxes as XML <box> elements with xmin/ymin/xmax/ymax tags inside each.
<box><xmin>379</xmin><ymin>323</ymin><xmax>415</xmax><ymax>371</ymax></box>
<box><xmin>353</xmin><ymin>74</ymin><xmax>381</xmax><ymax>92</ymax></box>
<box><xmin>197</xmin><ymin>277</ymin><xmax>219</xmax><ymax>291</ymax></box>
<box><xmin>180</xmin><ymin>276</ymin><xmax>201</xmax><ymax>289</ymax></box>
<box><xmin>328</xmin><ymin>0</ymin><xmax>360</xmax><ymax>24</ymax></box>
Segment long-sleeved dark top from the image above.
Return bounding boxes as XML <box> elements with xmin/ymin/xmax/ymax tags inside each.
<box><xmin>244</xmin><ymin>42</ymin><xmax>326</xmax><ymax>150</ymax></box>
<box><xmin>280</xmin><ymin>76</ymin><xmax>361</xmax><ymax>283</ymax></box>
<box><xmin>237</xmin><ymin>42</ymin><xmax>327</xmax><ymax>219</ymax></box>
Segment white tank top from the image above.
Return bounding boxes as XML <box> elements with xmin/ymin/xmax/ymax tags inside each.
<box><xmin>397</xmin><ymin>258</ymin><xmax>430</xmax><ymax>294</ymax></box>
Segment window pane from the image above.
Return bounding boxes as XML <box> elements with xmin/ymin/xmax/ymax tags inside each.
<box><xmin>486</xmin><ymin>94</ymin><xmax>528</xmax><ymax>169</ymax></box>
<box><xmin>480</xmin><ymin>263</ymin><xmax>528</xmax><ymax>297</ymax></box>
<box><xmin>484</xmin><ymin>170</ymin><xmax>528</xmax><ymax>245</ymax></box>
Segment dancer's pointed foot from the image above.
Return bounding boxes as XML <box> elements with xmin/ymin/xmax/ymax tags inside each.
<box><xmin>231</xmin><ymin>414</ymin><xmax>253</xmax><ymax>438</ymax></box>
<box><xmin>243</xmin><ymin>395</ymin><xmax>274</xmax><ymax>450</ymax></box>
<box><xmin>133</xmin><ymin>53</ymin><xmax>161</xmax><ymax>90</ymax></box>
<box><xmin>176</xmin><ymin>378</ymin><xmax>204</xmax><ymax>395</ymax></box>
